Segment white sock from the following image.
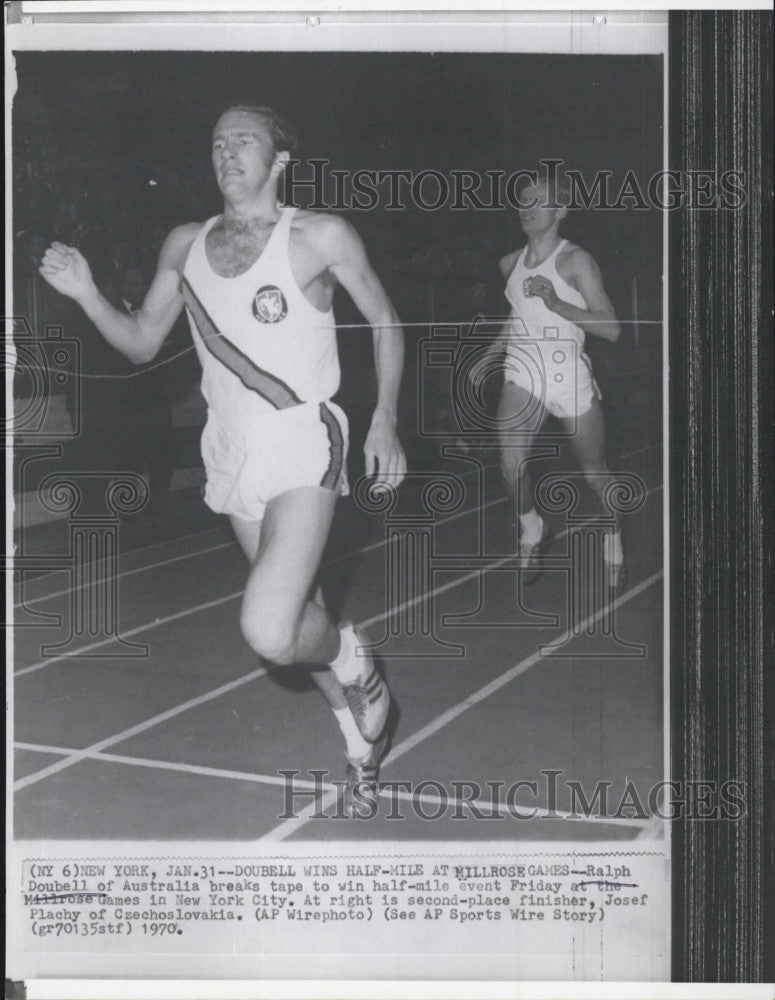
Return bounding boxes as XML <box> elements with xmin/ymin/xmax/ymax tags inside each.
<box><xmin>333</xmin><ymin>707</ymin><xmax>372</xmax><ymax>760</ymax></box>
<box><xmin>604</xmin><ymin>530</ymin><xmax>624</xmax><ymax>564</ymax></box>
<box><xmin>519</xmin><ymin>508</ymin><xmax>544</xmax><ymax>544</ymax></box>
<box><xmin>329</xmin><ymin>624</ymin><xmax>362</xmax><ymax>685</ymax></box>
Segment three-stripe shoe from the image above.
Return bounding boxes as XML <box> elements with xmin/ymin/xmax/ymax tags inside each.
<box><xmin>339</xmin><ymin>624</ymin><xmax>391</xmax><ymax>742</ymax></box>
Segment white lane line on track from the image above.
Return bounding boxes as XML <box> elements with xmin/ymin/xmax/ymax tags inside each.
<box><xmin>13</xmin><ymin>541</ymin><xmax>235</xmax><ymax>610</ymax></box>
<box><xmin>615</xmin><ymin>441</ymin><xmax>660</xmax><ymax>462</ymax></box>
<box><xmin>15</xmin><ymin>590</ymin><xmax>248</xmax><ymax>678</ymax></box>
<box><xmin>14</xmin><ymin>481</ymin><xmax>664</xmax><ymax>790</ymax></box>
<box><xmin>263</xmin><ymin>566</ymin><xmax>664</xmax><ymax>842</ymax></box>
<box><xmin>12</xmin><ymin>524</ymin><xmax>229</xmax><ymax>590</ymax></box>
<box><xmin>13</xmin><ymin>741</ymin><xmax>651</xmax><ymax>828</ymax></box>
<box><xmin>13</xmin><ymin>441</ymin><xmax>661</xmax><ymax>675</ymax></box>
<box><xmin>359</xmin><ymin>481</ymin><xmax>662</xmax><ymax>629</ymax></box>
<box><xmin>14</xmin><ymin>479</ymin><xmax>663</xmax><ymax>679</ymax></box>
<box><xmin>12</xmin><ymin>427</ymin><xmax>661</xmax><ymax>599</ymax></box>
<box><xmin>13</xmin><ymin>492</ymin><xmax>504</xmax><ymax>676</ymax></box>
<box><xmin>13</xmin><ymin>666</ymin><xmax>268</xmax><ymax>792</ymax></box>
<box><xmin>13</xmin><ymin>441</ymin><xmax>660</xmax><ymax>607</ymax></box>
<box><xmin>12</xmin><ymin>461</ymin><xmax>502</xmax><ymax>609</ymax></box>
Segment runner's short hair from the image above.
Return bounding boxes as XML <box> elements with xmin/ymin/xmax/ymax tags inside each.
<box><xmin>219</xmin><ymin>105</ymin><xmax>298</xmax><ymax>156</ymax></box>
<box><xmin>514</xmin><ymin>167</ymin><xmax>572</xmax><ymax>208</ymax></box>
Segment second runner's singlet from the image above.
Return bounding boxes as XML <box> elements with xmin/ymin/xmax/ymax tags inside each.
<box><xmin>504</xmin><ymin>237</ymin><xmax>589</xmax><ymax>380</ymax></box>
<box><xmin>181</xmin><ymin>206</ymin><xmax>340</xmax><ymax>433</ymax></box>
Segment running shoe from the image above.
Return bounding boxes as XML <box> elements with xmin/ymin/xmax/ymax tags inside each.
<box><xmin>518</xmin><ymin>518</ymin><xmax>554</xmax><ymax>585</ymax></box>
<box><xmin>340</xmin><ymin>624</ymin><xmax>391</xmax><ymax>742</ymax></box>
<box><xmin>343</xmin><ymin>730</ymin><xmax>389</xmax><ymax>818</ymax></box>
<box><xmin>604</xmin><ymin>557</ymin><xmax>627</xmax><ymax>595</ymax></box>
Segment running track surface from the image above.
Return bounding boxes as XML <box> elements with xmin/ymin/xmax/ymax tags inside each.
<box><xmin>13</xmin><ymin>426</ymin><xmax>664</xmax><ymax>842</ymax></box>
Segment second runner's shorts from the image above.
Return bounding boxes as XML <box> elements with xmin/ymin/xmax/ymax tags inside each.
<box><xmin>504</xmin><ymin>341</ymin><xmax>601</xmax><ymax>420</ymax></box>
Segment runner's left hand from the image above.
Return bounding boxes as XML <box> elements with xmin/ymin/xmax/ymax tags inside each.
<box><xmin>365</xmin><ymin>414</ymin><xmax>406</xmax><ymax>489</ymax></box>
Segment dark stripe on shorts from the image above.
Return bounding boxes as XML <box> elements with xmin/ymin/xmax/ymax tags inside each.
<box><xmin>181</xmin><ymin>276</ymin><xmax>302</xmax><ymax>410</ymax></box>
<box><xmin>319</xmin><ymin>402</ymin><xmax>344</xmax><ymax>491</ymax></box>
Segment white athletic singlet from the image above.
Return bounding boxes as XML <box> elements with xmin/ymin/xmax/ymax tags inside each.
<box><xmin>181</xmin><ymin>206</ymin><xmax>340</xmax><ymax>433</ymax></box>
<box><xmin>503</xmin><ymin>238</ymin><xmax>599</xmax><ymax>418</ymax></box>
<box><xmin>505</xmin><ymin>238</ymin><xmax>587</xmax><ymax>348</ymax></box>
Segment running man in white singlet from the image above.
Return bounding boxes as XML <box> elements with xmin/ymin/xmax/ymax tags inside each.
<box><xmin>40</xmin><ymin>105</ymin><xmax>406</xmax><ymax>814</ymax></box>
<box><xmin>478</xmin><ymin>173</ymin><xmax>625</xmax><ymax>590</ymax></box>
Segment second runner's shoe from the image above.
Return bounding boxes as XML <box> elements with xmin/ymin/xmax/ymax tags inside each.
<box><xmin>518</xmin><ymin>518</ymin><xmax>554</xmax><ymax>585</ymax></box>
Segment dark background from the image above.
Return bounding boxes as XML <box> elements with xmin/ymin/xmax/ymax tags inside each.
<box><xmin>11</xmin><ymin>49</ymin><xmax>664</xmax><ymax>502</ymax></box>
<box><xmin>12</xmin><ymin>50</ymin><xmax>663</xmax><ymax>324</ymax></box>
<box><xmin>12</xmin><ymin>50</ymin><xmax>664</xmax><ymax>475</ymax></box>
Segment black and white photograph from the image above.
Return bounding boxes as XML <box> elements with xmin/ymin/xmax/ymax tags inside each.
<box><xmin>5</xmin><ymin>4</ymin><xmax>771</xmax><ymax>995</ymax></box>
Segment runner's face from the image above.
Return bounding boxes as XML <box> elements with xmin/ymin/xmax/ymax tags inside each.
<box><xmin>212</xmin><ymin>110</ymin><xmax>277</xmax><ymax>197</ymax></box>
<box><xmin>518</xmin><ymin>182</ymin><xmax>564</xmax><ymax>236</ymax></box>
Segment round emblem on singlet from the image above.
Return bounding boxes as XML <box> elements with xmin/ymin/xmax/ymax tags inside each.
<box><xmin>252</xmin><ymin>285</ymin><xmax>288</xmax><ymax>323</ymax></box>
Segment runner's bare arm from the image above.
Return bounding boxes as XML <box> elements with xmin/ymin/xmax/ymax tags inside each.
<box><xmin>38</xmin><ymin>224</ymin><xmax>199</xmax><ymax>363</ymax></box>
<box><xmin>527</xmin><ymin>249</ymin><xmax>621</xmax><ymax>342</ymax></box>
<box><xmin>325</xmin><ymin>217</ymin><xmax>407</xmax><ymax>487</ymax></box>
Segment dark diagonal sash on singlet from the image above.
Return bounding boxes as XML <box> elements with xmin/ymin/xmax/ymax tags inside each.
<box><xmin>181</xmin><ymin>275</ymin><xmax>302</xmax><ymax>410</ymax></box>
